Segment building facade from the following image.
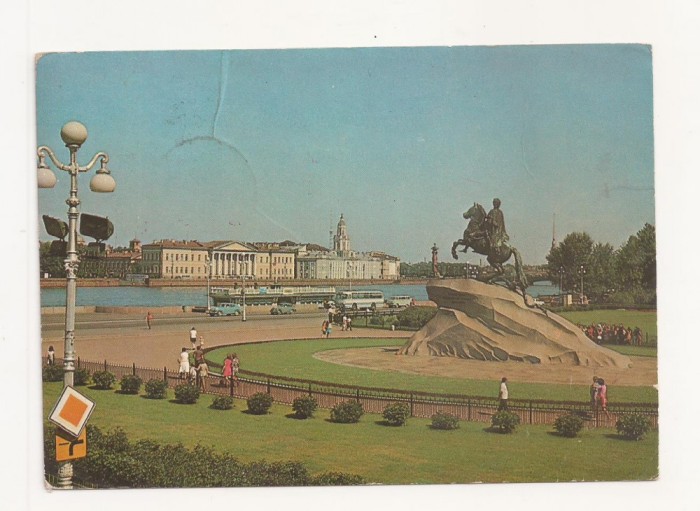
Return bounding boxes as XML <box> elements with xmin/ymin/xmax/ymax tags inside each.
<box><xmin>141</xmin><ymin>240</ymin><xmax>209</xmax><ymax>279</ymax></box>
<box><xmin>296</xmin><ymin>215</ymin><xmax>400</xmax><ymax>280</ymax></box>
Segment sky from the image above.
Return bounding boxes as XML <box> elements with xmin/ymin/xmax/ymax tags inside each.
<box><xmin>35</xmin><ymin>45</ymin><xmax>655</xmax><ymax>265</ymax></box>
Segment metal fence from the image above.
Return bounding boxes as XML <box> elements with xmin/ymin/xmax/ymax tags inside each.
<box><xmin>63</xmin><ymin>357</ymin><xmax>657</xmax><ymax>429</ymax></box>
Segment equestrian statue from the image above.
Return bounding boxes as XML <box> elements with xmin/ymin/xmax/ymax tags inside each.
<box><xmin>451</xmin><ymin>198</ymin><xmax>530</xmax><ymax>297</ymax></box>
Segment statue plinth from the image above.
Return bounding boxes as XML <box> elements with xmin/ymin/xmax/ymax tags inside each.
<box><xmin>398</xmin><ymin>279</ymin><xmax>631</xmax><ymax>367</ymax></box>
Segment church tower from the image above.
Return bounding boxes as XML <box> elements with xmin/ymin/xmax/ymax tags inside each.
<box><xmin>333</xmin><ymin>214</ymin><xmax>351</xmax><ymax>256</ymax></box>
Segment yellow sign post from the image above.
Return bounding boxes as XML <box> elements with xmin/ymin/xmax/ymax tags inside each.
<box><xmin>55</xmin><ymin>427</ymin><xmax>87</xmax><ymax>462</ymax></box>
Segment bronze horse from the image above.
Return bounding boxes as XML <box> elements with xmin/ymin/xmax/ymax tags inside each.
<box><xmin>451</xmin><ymin>202</ymin><xmax>529</xmax><ymax>292</ymax></box>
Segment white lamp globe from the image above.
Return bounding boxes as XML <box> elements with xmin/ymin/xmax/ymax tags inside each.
<box><xmin>60</xmin><ymin>121</ymin><xmax>88</xmax><ymax>146</ymax></box>
<box><xmin>90</xmin><ymin>172</ymin><xmax>116</xmax><ymax>193</ymax></box>
<box><xmin>37</xmin><ymin>165</ymin><xmax>57</xmax><ymax>188</ymax></box>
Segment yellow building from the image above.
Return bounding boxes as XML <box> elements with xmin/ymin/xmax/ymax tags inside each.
<box><xmin>141</xmin><ymin>240</ymin><xmax>209</xmax><ymax>279</ymax></box>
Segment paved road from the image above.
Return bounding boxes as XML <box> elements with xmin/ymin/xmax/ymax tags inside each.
<box><xmin>40</xmin><ymin>311</ymin><xmax>411</xmax><ymax>370</ymax></box>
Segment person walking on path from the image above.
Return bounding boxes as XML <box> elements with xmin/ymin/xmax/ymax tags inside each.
<box><xmin>231</xmin><ymin>353</ymin><xmax>240</xmax><ymax>386</ymax></box>
<box><xmin>222</xmin><ymin>354</ymin><xmax>233</xmax><ymax>385</ymax></box>
<box><xmin>189</xmin><ymin>327</ymin><xmax>198</xmax><ymax>350</ymax></box>
<box><xmin>178</xmin><ymin>347</ymin><xmax>190</xmax><ymax>379</ymax></box>
<box><xmin>146</xmin><ymin>311</ymin><xmax>154</xmax><ymax>330</ymax></box>
<box><xmin>325</xmin><ymin>321</ymin><xmax>332</xmax><ymax>338</ymax></box>
<box><xmin>590</xmin><ymin>376</ymin><xmax>600</xmax><ymax>412</ymax></box>
<box><xmin>197</xmin><ymin>361</ymin><xmax>209</xmax><ymax>392</ymax></box>
<box><xmin>597</xmin><ymin>378</ymin><xmax>611</xmax><ymax>418</ymax></box>
<box><xmin>498</xmin><ymin>377</ymin><xmax>509</xmax><ymax>411</ymax></box>
<box><xmin>47</xmin><ymin>345</ymin><xmax>55</xmax><ymax>366</ymax></box>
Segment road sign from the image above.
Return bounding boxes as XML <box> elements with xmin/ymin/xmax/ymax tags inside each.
<box><xmin>49</xmin><ymin>386</ymin><xmax>95</xmax><ymax>437</ymax></box>
<box><xmin>55</xmin><ymin>427</ymin><xmax>87</xmax><ymax>461</ymax></box>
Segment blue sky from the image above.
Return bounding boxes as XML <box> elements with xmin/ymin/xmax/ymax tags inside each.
<box><xmin>35</xmin><ymin>45</ymin><xmax>654</xmax><ymax>264</ymax></box>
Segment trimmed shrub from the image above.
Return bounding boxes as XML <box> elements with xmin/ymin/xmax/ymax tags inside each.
<box><xmin>119</xmin><ymin>374</ymin><xmax>143</xmax><ymax>395</ymax></box>
<box><xmin>616</xmin><ymin>413</ymin><xmax>651</xmax><ymax>440</ymax></box>
<box><xmin>212</xmin><ymin>395</ymin><xmax>234</xmax><ymax>410</ymax></box>
<box><xmin>382</xmin><ymin>402</ymin><xmax>411</xmax><ymax>426</ymax></box>
<box><xmin>310</xmin><ymin>471</ymin><xmax>366</xmax><ymax>486</ymax></box>
<box><xmin>42</xmin><ymin>364</ymin><xmax>64</xmax><ymax>382</ymax></box>
<box><xmin>144</xmin><ymin>379</ymin><xmax>168</xmax><ymax>399</ymax></box>
<box><xmin>330</xmin><ymin>400</ymin><xmax>364</xmax><ymax>424</ymax></box>
<box><xmin>553</xmin><ymin>413</ymin><xmax>584</xmax><ymax>438</ymax></box>
<box><xmin>73</xmin><ymin>368</ymin><xmax>91</xmax><ymax>386</ymax></box>
<box><xmin>396</xmin><ymin>306</ymin><xmax>437</xmax><ymax>329</ymax></box>
<box><xmin>430</xmin><ymin>412</ymin><xmax>460</xmax><ymax>430</ymax></box>
<box><xmin>491</xmin><ymin>411</ymin><xmax>520</xmax><ymax>434</ymax></box>
<box><xmin>174</xmin><ymin>383</ymin><xmax>200</xmax><ymax>404</ymax></box>
<box><xmin>92</xmin><ymin>370</ymin><xmax>116</xmax><ymax>390</ymax></box>
<box><xmin>247</xmin><ymin>392</ymin><xmax>274</xmax><ymax>415</ymax></box>
<box><xmin>292</xmin><ymin>395</ymin><xmax>318</xmax><ymax>419</ymax></box>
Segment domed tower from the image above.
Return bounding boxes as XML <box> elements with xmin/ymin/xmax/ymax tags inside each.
<box><xmin>333</xmin><ymin>214</ymin><xmax>351</xmax><ymax>257</ymax></box>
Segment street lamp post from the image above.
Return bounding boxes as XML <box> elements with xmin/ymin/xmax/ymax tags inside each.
<box><xmin>558</xmin><ymin>265</ymin><xmax>565</xmax><ymax>294</ymax></box>
<box><xmin>37</xmin><ymin>121</ymin><xmax>116</xmax><ymax>489</ymax></box>
<box><xmin>241</xmin><ymin>274</ymin><xmax>247</xmax><ymax>322</ymax></box>
<box><xmin>578</xmin><ymin>264</ymin><xmax>586</xmax><ymax>303</ymax></box>
<box><xmin>205</xmin><ymin>256</ymin><xmax>212</xmax><ymax>311</ymax></box>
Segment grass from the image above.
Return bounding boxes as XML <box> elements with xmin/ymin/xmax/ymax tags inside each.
<box><xmin>207</xmin><ymin>338</ymin><xmax>658</xmax><ymax>403</ymax></box>
<box><xmin>43</xmin><ymin>382</ymin><xmax>657</xmax><ymax>484</ymax></box>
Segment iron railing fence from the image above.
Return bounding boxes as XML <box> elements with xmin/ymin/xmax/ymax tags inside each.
<box><xmin>48</xmin><ymin>358</ymin><xmax>657</xmax><ymax>429</ymax></box>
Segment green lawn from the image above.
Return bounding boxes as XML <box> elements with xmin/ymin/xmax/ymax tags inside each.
<box><xmin>43</xmin><ymin>382</ymin><xmax>658</xmax><ymax>484</ymax></box>
<box><xmin>207</xmin><ymin>338</ymin><xmax>658</xmax><ymax>403</ymax></box>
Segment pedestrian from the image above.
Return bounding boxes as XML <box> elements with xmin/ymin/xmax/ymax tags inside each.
<box><xmin>178</xmin><ymin>347</ymin><xmax>190</xmax><ymax>379</ymax></box>
<box><xmin>47</xmin><ymin>345</ymin><xmax>55</xmax><ymax>366</ymax></box>
<box><xmin>590</xmin><ymin>376</ymin><xmax>600</xmax><ymax>411</ymax></box>
<box><xmin>197</xmin><ymin>361</ymin><xmax>209</xmax><ymax>392</ymax></box>
<box><xmin>194</xmin><ymin>344</ymin><xmax>204</xmax><ymax>367</ymax></box>
<box><xmin>188</xmin><ymin>365</ymin><xmax>197</xmax><ymax>384</ymax></box>
<box><xmin>198</xmin><ymin>335</ymin><xmax>204</xmax><ymax>348</ymax></box>
<box><xmin>498</xmin><ymin>377</ymin><xmax>509</xmax><ymax>411</ymax></box>
<box><xmin>347</xmin><ymin>316</ymin><xmax>352</xmax><ymax>331</ymax></box>
<box><xmin>189</xmin><ymin>326</ymin><xmax>198</xmax><ymax>350</ymax></box>
<box><xmin>321</xmin><ymin>320</ymin><xmax>328</xmax><ymax>337</ymax></box>
<box><xmin>232</xmin><ymin>353</ymin><xmax>240</xmax><ymax>385</ymax></box>
<box><xmin>342</xmin><ymin>315</ymin><xmax>348</xmax><ymax>331</ymax></box>
<box><xmin>325</xmin><ymin>321</ymin><xmax>332</xmax><ymax>338</ymax></box>
<box><xmin>146</xmin><ymin>311</ymin><xmax>154</xmax><ymax>330</ymax></box>
<box><xmin>597</xmin><ymin>378</ymin><xmax>611</xmax><ymax>418</ymax></box>
<box><xmin>222</xmin><ymin>354</ymin><xmax>233</xmax><ymax>386</ymax></box>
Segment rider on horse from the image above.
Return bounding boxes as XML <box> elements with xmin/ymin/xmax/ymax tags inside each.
<box><xmin>484</xmin><ymin>198</ymin><xmax>509</xmax><ymax>253</ymax></box>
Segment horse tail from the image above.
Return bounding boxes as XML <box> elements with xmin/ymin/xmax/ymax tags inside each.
<box><xmin>510</xmin><ymin>246</ymin><xmax>529</xmax><ymax>291</ymax></box>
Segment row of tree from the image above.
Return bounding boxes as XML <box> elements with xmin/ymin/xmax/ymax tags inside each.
<box><xmin>545</xmin><ymin>223</ymin><xmax>656</xmax><ymax>305</ymax></box>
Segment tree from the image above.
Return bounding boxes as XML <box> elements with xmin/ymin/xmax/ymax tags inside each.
<box><xmin>615</xmin><ymin>223</ymin><xmax>656</xmax><ymax>292</ymax></box>
<box><xmin>546</xmin><ymin>232</ymin><xmax>594</xmax><ymax>293</ymax></box>
<box><xmin>585</xmin><ymin>242</ymin><xmax>617</xmax><ymax>298</ymax></box>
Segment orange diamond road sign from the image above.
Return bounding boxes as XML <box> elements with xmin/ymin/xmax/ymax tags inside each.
<box><xmin>49</xmin><ymin>386</ymin><xmax>95</xmax><ymax>437</ymax></box>
<box><xmin>55</xmin><ymin>427</ymin><xmax>87</xmax><ymax>461</ymax></box>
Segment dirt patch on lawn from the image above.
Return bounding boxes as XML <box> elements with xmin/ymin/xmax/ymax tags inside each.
<box><xmin>313</xmin><ymin>347</ymin><xmax>657</xmax><ymax>387</ymax></box>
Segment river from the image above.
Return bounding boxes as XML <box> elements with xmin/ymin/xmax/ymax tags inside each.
<box><xmin>40</xmin><ymin>281</ymin><xmax>559</xmax><ymax>307</ymax></box>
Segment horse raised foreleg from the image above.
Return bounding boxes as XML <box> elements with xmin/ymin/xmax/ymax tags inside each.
<box><xmin>451</xmin><ymin>241</ymin><xmax>463</xmax><ymax>260</ymax></box>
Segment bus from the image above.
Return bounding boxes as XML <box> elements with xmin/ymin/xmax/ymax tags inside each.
<box><xmin>335</xmin><ymin>290</ymin><xmax>384</xmax><ymax>311</ymax></box>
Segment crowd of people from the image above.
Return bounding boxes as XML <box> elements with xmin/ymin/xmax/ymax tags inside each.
<box><xmin>177</xmin><ymin>327</ymin><xmax>239</xmax><ymax>392</ymax></box>
<box><xmin>578</xmin><ymin>323</ymin><xmax>645</xmax><ymax>345</ymax></box>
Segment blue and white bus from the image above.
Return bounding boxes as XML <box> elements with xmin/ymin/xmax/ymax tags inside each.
<box><xmin>335</xmin><ymin>290</ymin><xmax>384</xmax><ymax>311</ymax></box>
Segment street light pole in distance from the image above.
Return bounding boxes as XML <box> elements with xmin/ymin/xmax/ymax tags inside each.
<box><xmin>37</xmin><ymin>121</ymin><xmax>117</xmax><ymax>489</ymax></box>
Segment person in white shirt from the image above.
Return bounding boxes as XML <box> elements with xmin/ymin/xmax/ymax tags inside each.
<box><xmin>498</xmin><ymin>377</ymin><xmax>509</xmax><ymax>410</ymax></box>
<box><xmin>178</xmin><ymin>348</ymin><xmax>190</xmax><ymax>379</ymax></box>
<box><xmin>189</xmin><ymin>327</ymin><xmax>198</xmax><ymax>349</ymax></box>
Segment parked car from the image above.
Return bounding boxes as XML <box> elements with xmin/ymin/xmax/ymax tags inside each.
<box><xmin>385</xmin><ymin>295</ymin><xmax>413</xmax><ymax>308</ymax></box>
<box><xmin>209</xmin><ymin>303</ymin><xmax>242</xmax><ymax>316</ymax></box>
<box><xmin>270</xmin><ymin>303</ymin><xmax>296</xmax><ymax>315</ymax></box>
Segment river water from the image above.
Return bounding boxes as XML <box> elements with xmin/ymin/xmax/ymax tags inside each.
<box><xmin>40</xmin><ymin>281</ymin><xmax>559</xmax><ymax>307</ymax></box>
